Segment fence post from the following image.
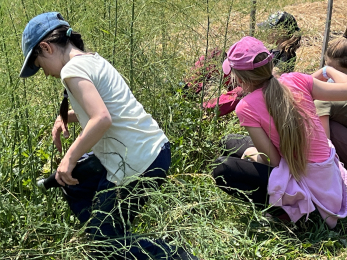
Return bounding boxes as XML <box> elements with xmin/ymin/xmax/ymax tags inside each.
<box><xmin>320</xmin><ymin>0</ymin><xmax>333</xmax><ymax>68</ymax></box>
<box><xmin>249</xmin><ymin>0</ymin><xmax>256</xmax><ymax>36</ymax></box>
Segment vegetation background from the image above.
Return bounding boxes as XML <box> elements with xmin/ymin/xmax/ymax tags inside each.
<box><xmin>1</xmin><ymin>0</ymin><xmax>347</xmax><ymax>259</ymax></box>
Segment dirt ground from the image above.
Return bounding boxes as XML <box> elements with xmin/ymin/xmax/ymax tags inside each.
<box><xmin>221</xmin><ymin>0</ymin><xmax>347</xmax><ymax>73</ymax></box>
<box><xmin>283</xmin><ymin>0</ymin><xmax>347</xmax><ymax>72</ymax></box>
<box><xmin>184</xmin><ymin>0</ymin><xmax>346</xmax><ymax>103</ymax></box>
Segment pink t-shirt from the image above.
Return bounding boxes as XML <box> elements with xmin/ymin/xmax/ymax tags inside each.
<box><xmin>235</xmin><ymin>72</ymin><xmax>330</xmax><ymax>162</ymax></box>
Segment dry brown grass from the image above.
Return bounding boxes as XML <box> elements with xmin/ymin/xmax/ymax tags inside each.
<box><xmin>284</xmin><ymin>0</ymin><xmax>347</xmax><ymax>72</ymax></box>
<box><xmin>228</xmin><ymin>0</ymin><xmax>347</xmax><ymax>73</ymax></box>
<box><xmin>173</xmin><ymin>0</ymin><xmax>347</xmax><ymax>104</ymax></box>
<box><xmin>202</xmin><ymin>0</ymin><xmax>347</xmax><ymax>73</ymax></box>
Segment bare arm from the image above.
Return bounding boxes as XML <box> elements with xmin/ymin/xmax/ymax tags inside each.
<box><xmin>319</xmin><ymin>115</ymin><xmax>330</xmax><ymax>138</ymax></box>
<box><xmin>312</xmin><ymin>66</ymin><xmax>347</xmax><ymax>83</ymax></box>
<box><xmin>52</xmin><ymin>110</ymin><xmax>79</xmax><ymax>153</ymax></box>
<box><xmin>67</xmin><ymin>110</ymin><xmax>79</xmax><ymax>122</ymax></box>
<box><xmin>312</xmin><ymin>67</ymin><xmax>347</xmax><ymax>101</ymax></box>
<box><xmin>244</xmin><ymin>126</ymin><xmax>281</xmax><ymax>167</ymax></box>
<box><xmin>55</xmin><ymin>77</ymin><xmax>112</xmax><ymax>186</ymax></box>
<box><xmin>311</xmin><ymin>69</ymin><xmax>328</xmax><ymax>82</ymax></box>
<box><xmin>241</xmin><ymin>146</ymin><xmax>267</xmax><ymax>163</ymax></box>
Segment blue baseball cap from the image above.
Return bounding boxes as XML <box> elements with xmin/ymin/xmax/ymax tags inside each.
<box><xmin>20</xmin><ymin>12</ymin><xmax>70</xmax><ymax>78</ymax></box>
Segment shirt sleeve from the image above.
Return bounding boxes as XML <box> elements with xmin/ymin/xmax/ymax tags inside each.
<box><xmin>235</xmin><ymin>99</ymin><xmax>261</xmax><ymax>128</ymax></box>
<box><xmin>314</xmin><ymin>100</ymin><xmax>331</xmax><ymax>116</ymax></box>
<box><xmin>60</xmin><ymin>59</ymin><xmax>93</xmax><ymax>83</ymax></box>
<box><xmin>296</xmin><ymin>72</ymin><xmax>314</xmax><ymax>93</ymax></box>
<box><xmin>280</xmin><ymin>72</ymin><xmax>314</xmax><ymax>95</ymax></box>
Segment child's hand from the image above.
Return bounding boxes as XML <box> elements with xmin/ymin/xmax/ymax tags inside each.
<box><xmin>55</xmin><ymin>157</ymin><xmax>79</xmax><ymax>186</ymax></box>
<box><xmin>52</xmin><ymin>116</ymin><xmax>70</xmax><ymax>153</ymax></box>
<box><xmin>241</xmin><ymin>147</ymin><xmax>269</xmax><ymax>165</ymax></box>
<box><xmin>311</xmin><ymin>68</ymin><xmax>328</xmax><ymax>82</ymax></box>
<box><xmin>241</xmin><ymin>147</ymin><xmax>259</xmax><ymax>162</ymax></box>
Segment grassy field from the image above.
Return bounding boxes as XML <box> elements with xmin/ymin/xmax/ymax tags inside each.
<box><xmin>1</xmin><ymin>0</ymin><xmax>347</xmax><ymax>259</ymax></box>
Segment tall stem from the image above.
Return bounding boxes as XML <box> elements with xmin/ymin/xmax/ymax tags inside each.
<box><xmin>20</xmin><ymin>0</ymin><xmax>29</xmax><ymax>20</ymax></box>
<box><xmin>130</xmin><ymin>0</ymin><xmax>135</xmax><ymax>90</ymax></box>
<box><xmin>198</xmin><ymin>0</ymin><xmax>209</xmax><ymax>140</ymax></box>
<box><xmin>249</xmin><ymin>0</ymin><xmax>256</xmax><ymax>36</ymax></box>
<box><xmin>112</xmin><ymin>0</ymin><xmax>118</xmax><ymax>65</ymax></box>
<box><xmin>213</xmin><ymin>2</ymin><xmax>234</xmax><ymax>131</ymax></box>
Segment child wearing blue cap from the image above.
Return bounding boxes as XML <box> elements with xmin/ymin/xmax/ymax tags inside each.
<box><xmin>20</xmin><ymin>12</ymin><xmax>196</xmax><ymax>259</ymax></box>
<box><xmin>213</xmin><ymin>36</ymin><xmax>347</xmax><ymax>228</ymax></box>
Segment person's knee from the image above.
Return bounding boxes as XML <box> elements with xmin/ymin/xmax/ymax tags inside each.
<box><xmin>219</xmin><ymin>134</ymin><xmax>254</xmax><ymax>157</ymax></box>
<box><xmin>212</xmin><ymin>156</ymin><xmax>232</xmax><ymax>184</ymax></box>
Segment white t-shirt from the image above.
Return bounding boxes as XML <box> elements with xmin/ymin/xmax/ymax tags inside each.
<box><xmin>60</xmin><ymin>53</ymin><xmax>168</xmax><ymax>185</ymax></box>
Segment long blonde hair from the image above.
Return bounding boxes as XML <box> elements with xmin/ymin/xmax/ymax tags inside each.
<box><xmin>233</xmin><ymin>53</ymin><xmax>311</xmax><ymax>181</ymax></box>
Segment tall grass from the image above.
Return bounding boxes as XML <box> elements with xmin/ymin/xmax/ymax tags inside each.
<box><xmin>1</xmin><ymin>0</ymin><xmax>346</xmax><ymax>259</ymax></box>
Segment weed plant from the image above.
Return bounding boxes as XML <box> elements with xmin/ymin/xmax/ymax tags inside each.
<box><xmin>1</xmin><ymin>0</ymin><xmax>346</xmax><ymax>259</ymax></box>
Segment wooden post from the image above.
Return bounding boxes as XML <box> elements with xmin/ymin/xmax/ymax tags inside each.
<box><xmin>249</xmin><ymin>0</ymin><xmax>256</xmax><ymax>36</ymax></box>
<box><xmin>320</xmin><ymin>0</ymin><xmax>333</xmax><ymax>68</ymax></box>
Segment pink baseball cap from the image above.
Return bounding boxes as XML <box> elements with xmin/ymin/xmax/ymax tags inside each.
<box><xmin>222</xmin><ymin>36</ymin><xmax>273</xmax><ymax>74</ymax></box>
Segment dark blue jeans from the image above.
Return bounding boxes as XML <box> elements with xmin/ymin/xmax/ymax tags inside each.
<box><xmin>62</xmin><ymin>142</ymin><xmax>185</xmax><ymax>259</ymax></box>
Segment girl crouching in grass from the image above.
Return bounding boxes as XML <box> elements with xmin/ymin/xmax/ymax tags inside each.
<box><xmin>20</xmin><ymin>12</ymin><xmax>198</xmax><ymax>260</ymax></box>
<box><xmin>213</xmin><ymin>36</ymin><xmax>347</xmax><ymax>228</ymax></box>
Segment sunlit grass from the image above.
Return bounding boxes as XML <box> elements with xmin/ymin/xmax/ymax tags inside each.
<box><xmin>1</xmin><ymin>0</ymin><xmax>346</xmax><ymax>259</ymax></box>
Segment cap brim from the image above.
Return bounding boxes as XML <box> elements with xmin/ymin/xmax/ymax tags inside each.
<box><xmin>222</xmin><ymin>59</ymin><xmax>231</xmax><ymax>75</ymax></box>
<box><xmin>19</xmin><ymin>49</ymin><xmax>40</xmax><ymax>78</ymax></box>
